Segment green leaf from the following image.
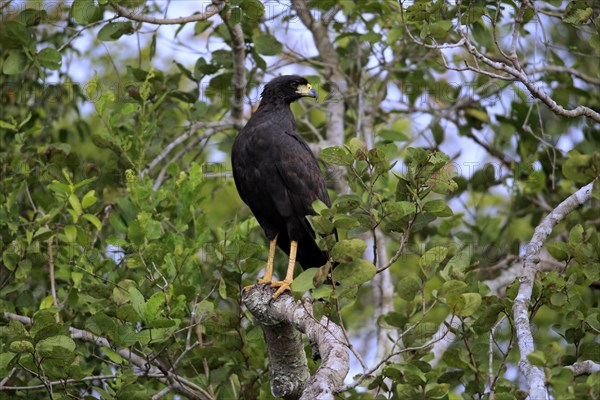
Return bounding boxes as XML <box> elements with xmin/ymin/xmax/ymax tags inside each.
<box><xmin>253</xmin><ymin>33</ymin><xmax>282</xmax><ymax>56</ymax></box>
<box><xmin>563</xmin><ymin>7</ymin><xmax>593</xmax><ymax>25</ymax></box>
<box><xmin>194</xmin><ymin>20</ymin><xmax>212</xmax><ymax>35</ymax></box>
<box><xmin>68</xmin><ymin>193</ymin><xmax>83</xmax><ymax>218</ymax></box>
<box><xmin>38</xmin><ymin>48</ymin><xmax>62</xmax><ymax>70</ymax></box>
<box><xmin>426</xmin><ymin>383</ymin><xmax>450</xmax><ymax>398</ymax></box>
<box><xmin>386</xmin><ymin>201</ymin><xmax>417</xmax><ymax>219</ymax></box>
<box><xmin>562</xmin><ymin>152</ymin><xmax>595</xmax><ymax>183</ymax></box>
<box><xmin>442</xmin><ymin>251</ymin><xmax>471</xmax><ymax>280</ymax></box>
<box><xmin>397</xmin><ymin>276</ymin><xmax>420</xmax><ymax>301</ymax></box>
<box><xmin>98</xmin><ymin>22</ymin><xmax>135</xmax><ymax>41</ymax></box>
<box><xmin>526</xmin><ymin>350</ymin><xmax>546</xmax><ymax>366</ymax></box>
<box><xmin>145</xmin><ymin>292</ymin><xmax>165</xmax><ymax>322</ymax></box>
<box><xmin>378</xmin><ymin>129</ymin><xmax>409</xmax><ymax>142</ymax></box>
<box><xmin>218</xmin><ymin>277</ymin><xmax>227</xmax><ymax>299</ymax></box>
<box><xmin>71</xmin><ymin>0</ymin><xmax>101</xmax><ymax>24</ymax></box>
<box><xmin>419</xmin><ymin>246</ymin><xmax>448</xmax><ymax>274</ymax></box>
<box><xmin>550</xmin><ymin>292</ymin><xmax>568</xmax><ymax>307</ymax></box>
<box><xmin>423</xmin><ymin>199</ymin><xmax>453</xmax><ymax>217</ymax></box>
<box><xmin>0</xmin><ymin>352</ymin><xmax>18</xmax><ymax>370</ymax></box>
<box><xmin>36</xmin><ymin>335</ymin><xmax>76</xmax><ymax>364</ymax></box>
<box><xmin>0</xmin><ymin>119</ymin><xmax>17</xmax><ymax>131</ymax></box>
<box><xmin>3</xmin><ymin>51</ymin><xmax>27</xmax><ymax>75</ymax></box>
<box><xmin>9</xmin><ymin>340</ymin><xmax>34</xmax><ymax>353</ymax></box>
<box><xmin>456</xmin><ymin>293</ymin><xmax>482</xmax><ymax>316</ymax></box>
<box><xmin>2</xmin><ymin>21</ymin><xmax>34</xmax><ymax>48</ymax></box>
<box><xmin>331</xmin><ymin>239</ymin><xmax>367</xmax><ymax>263</ymax></box>
<box><xmin>81</xmin><ymin>190</ymin><xmax>97</xmax><ymax>209</ymax></box>
<box><xmin>546</xmin><ymin>242</ymin><xmax>570</xmax><ymax>261</ymax></box>
<box><xmin>397</xmin><ymin>383</ymin><xmax>419</xmax><ymax>399</ymax></box>
<box><xmin>291</xmin><ymin>268</ymin><xmax>317</xmax><ymax>292</ymax></box>
<box><xmin>333</xmin><ymin>259</ymin><xmax>376</xmax><ymax>285</ymax></box>
<box><xmin>3</xmin><ymin>251</ymin><xmax>19</xmax><ymax>271</ymax></box>
<box><xmin>128</xmin><ymin>287</ymin><xmax>146</xmax><ymax>318</ymax></box>
<box><xmin>82</xmin><ymin>214</ymin><xmax>102</xmax><ymax>230</ymax></box>
<box><xmin>320</xmin><ymin>146</ymin><xmax>353</xmax><ymax>165</ymax></box>
<box><xmin>333</xmin><ymin>194</ymin><xmax>362</xmax><ymax>212</ymax></box>
<box><xmin>64</xmin><ymin>225</ymin><xmax>77</xmax><ymax>243</ymax></box>
<box><xmin>195</xmin><ymin>300</ymin><xmax>214</xmax><ymax>322</ymax></box>
<box><xmin>102</xmin><ymin>348</ymin><xmax>124</xmax><ymax>364</ymax></box>
<box><xmin>568</xmin><ymin>224</ymin><xmax>583</xmax><ymax>244</ymax></box>
<box><xmin>440</xmin><ymin>280</ymin><xmax>468</xmax><ymax>298</ymax></box>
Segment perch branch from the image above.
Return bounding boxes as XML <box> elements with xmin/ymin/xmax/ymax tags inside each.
<box><xmin>242</xmin><ymin>285</ymin><xmax>349</xmax><ymax>400</ymax></box>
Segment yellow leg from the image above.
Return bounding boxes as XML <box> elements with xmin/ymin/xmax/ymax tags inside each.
<box><xmin>257</xmin><ymin>237</ymin><xmax>277</xmax><ymax>284</ymax></box>
<box><xmin>271</xmin><ymin>240</ymin><xmax>297</xmax><ymax>298</ymax></box>
<box><xmin>244</xmin><ymin>236</ymin><xmax>277</xmax><ymax>292</ymax></box>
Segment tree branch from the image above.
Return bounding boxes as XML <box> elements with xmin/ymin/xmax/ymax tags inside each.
<box><xmin>428</xmin><ymin>249</ymin><xmax>565</xmax><ymax>368</ymax></box>
<box><xmin>142</xmin><ymin>120</ymin><xmax>232</xmax><ymax>178</ymax></box>
<box><xmin>512</xmin><ymin>179</ymin><xmax>596</xmax><ymax>400</ymax></box>
<box><xmin>110</xmin><ymin>1</ymin><xmax>225</xmax><ymax>25</ymax></box>
<box><xmin>222</xmin><ymin>9</ymin><xmax>246</xmax><ymax>129</ymax></box>
<box><xmin>2</xmin><ymin>312</ymin><xmax>213</xmax><ymax>400</ymax></box>
<box><xmin>566</xmin><ymin>360</ymin><xmax>600</xmax><ymax>376</ymax></box>
<box><xmin>526</xmin><ymin>65</ymin><xmax>600</xmax><ymax>86</ymax></box>
<box><xmin>291</xmin><ymin>0</ymin><xmax>350</xmax><ymax>195</ymax></box>
<box><xmin>242</xmin><ymin>285</ymin><xmax>349</xmax><ymax>400</ymax></box>
<box><xmin>455</xmin><ymin>0</ymin><xmax>600</xmax><ymax>123</ymax></box>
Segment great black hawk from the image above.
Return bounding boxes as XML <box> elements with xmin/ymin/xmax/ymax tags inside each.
<box><xmin>232</xmin><ymin>75</ymin><xmax>333</xmax><ymax>298</ymax></box>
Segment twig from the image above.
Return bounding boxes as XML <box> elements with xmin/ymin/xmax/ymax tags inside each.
<box><xmin>509</xmin><ymin>0</ymin><xmax>530</xmax><ymax>70</ymax></box>
<box><xmin>110</xmin><ymin>1</ymin><xmax>225</xmax><ymax>25</ymax></box>
<box><xmin>376</xmin><ymin>216</ymin><xmax>414</xmax><ymax>273</ymax></box>
<box><xmin>340</xmin><ymin>314</ymin><xmax>455</xmax><ymax>391</ymax></box>
<box><xmin>142</xmin><ymin>120</ymin><xmax>232</xmax><ymax>178</ymax></box>
<box><xmin>47</xmin><ymin>237</ymin><xmax>59</xmax><ymax>323</ymax></box>
<box><xmin>0</xmin><ymin>374</ymin><xmax>139</xmax><ymax>391</ymax></box>
<box><xmin>526</xmin><ymin>65</ymin><xmax>600</xmax><ymax>86</ymax></box>
<box><xmin>58</xmin><ymin>17</ymin><xmax>119</xmax><ymax>52</ymax></box>
<box><xmin>151</xmin><ymin>386</ymin><xmax>172</xmax><ymax>400</ymax></box>
<box><xmin>0</xmin><ymin>368</ymin><xmax>16</xmax><ymax>387</ymax></box>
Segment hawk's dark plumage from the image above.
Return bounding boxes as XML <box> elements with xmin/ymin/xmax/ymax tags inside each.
<box><xmin>232</xmin><ymin>75</ymin><xmax>332</xmax><ymax>296</ymax></box>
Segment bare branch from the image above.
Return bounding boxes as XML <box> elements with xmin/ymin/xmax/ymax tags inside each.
<box><xmin>142</xmin><ymin>121</ymin><xmax>233</xmax><ymax>178</ymax></box>
<box><xmin>566</xmin><ymin>360</ymin><xmax>600</xmax><ymax>376</ymax></box>
<box><xmin>513</xmin><ymin>179</ymin><xmax>596</xmax><ymax>400</ymax></box>
<box><xmin>509</xmin><ymin>0</ymin><xmax>530</xmax><ymax>70</ymax></box>
<box><xmin>526</xmin><ymin>65</ymin><xmax>600</xmax><ymax>86</ymax></box>
<box><xmin>47</xmin><ymin>237</ymin><xmax>59</xmax><ymax>323</ymax></box>
<box><xmin>110</xmin><ymin>1</ymin><xmax>225</xmax><ymax>25</ymax></box>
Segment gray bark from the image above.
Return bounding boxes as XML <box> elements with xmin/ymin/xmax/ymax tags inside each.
<box><xmin>242</xmin><ymin>285</ymin><xmax>349</xmax><ymax>400</ymax></box>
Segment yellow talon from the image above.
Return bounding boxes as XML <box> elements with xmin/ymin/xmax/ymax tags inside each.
<box><xmin>270</xmin><ymin>279</ymin><xmax>293</xmax><ymax>298</ymax></box>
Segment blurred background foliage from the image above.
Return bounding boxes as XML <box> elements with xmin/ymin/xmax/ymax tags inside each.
<box><xmin>0</xmin><ymin>0</ymin><xmax>599</xmax><ymax>399</ymax></box>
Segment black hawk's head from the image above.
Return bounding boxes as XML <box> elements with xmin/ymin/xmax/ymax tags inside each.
<box><xmin>260</xmin><ymin>75</ymin><xmax>318</xmax><ymax>104</ymax></box>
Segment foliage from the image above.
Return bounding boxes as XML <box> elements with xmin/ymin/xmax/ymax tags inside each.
<box><xmin>0</xmin><ymin>1</ymin><xmax>599</xmax><ymax>399</ymax></box>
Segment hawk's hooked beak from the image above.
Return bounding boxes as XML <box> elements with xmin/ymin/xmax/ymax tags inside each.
<box><xmin>296</xmin><ymin>83</ymin><xmax>318</xmax><ymax>99</ymax></box>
